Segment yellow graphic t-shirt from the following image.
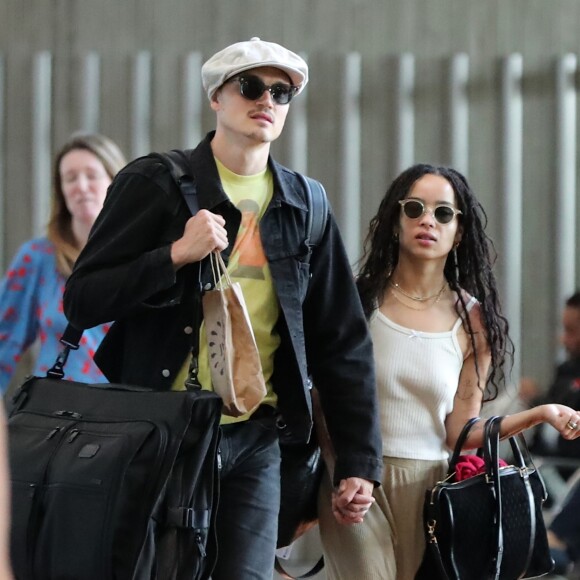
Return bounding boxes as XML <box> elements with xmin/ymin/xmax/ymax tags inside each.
<box><xmin>173</xmin><ymin>159</ymin><xmax>281</xmax><ymax>424</ymax></box>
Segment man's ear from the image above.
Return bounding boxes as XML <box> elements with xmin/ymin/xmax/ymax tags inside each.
<box><xmin>209</xmin><ymin>89</ymin><xmax>222</xmax><ymax>111</ymax></box>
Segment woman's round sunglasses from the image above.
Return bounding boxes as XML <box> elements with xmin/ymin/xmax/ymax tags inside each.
<box><xmin>399</xmin><ymin>199</ymin><xmax>462</xmax><ymax>224</ymax></box>
<box><xmin>230</xmin><ymin>74</ymin><xmax>298</xmax><ymax>105</ymax></box>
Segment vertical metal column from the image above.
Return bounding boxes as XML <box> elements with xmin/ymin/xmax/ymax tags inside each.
<box><xmin>337</xmin><ymin>53</ymin><xmax>362</xmax><ymax>264</ymax></box>
<box><xmin>555</xmin><ymin>54</ymin><xmax>577</xmax><ymax>360</ymax></box>
<box><xmin>286</xmin><ymin>53</ymin><xmax>308</xmax><ymax>176</ymax></box>
<box><xmin>395</xmin><ymin>53</ymin><xmax>415</xmax><ymax>175</ymax></box>
<box><xmin>32</xmin><ymin>51</ymin><xmax>52</xmax><ymax>238</ymax></box>
<box><xmin>131</xmin><ymin>51</ymin><xmax>152</xmax><ymax>158</ymax></box>
<box><xmin>182</xmin><ymin>52</ymin><xmax>203</xmax><ymax>149</ymax></box>
<box><xmin>448</xmin><ymin>53</ymin><xmax>469</xmax><ymax>175</ymax></box>
<box><xmin>79</xmin><ymin>52</ymin><xmax>100</xmax><ymax>133</ymax></box>
<box><xmin>501</xmin><ymin>54</ymin><xmax>523</xmax><ymax>382</ymax></box>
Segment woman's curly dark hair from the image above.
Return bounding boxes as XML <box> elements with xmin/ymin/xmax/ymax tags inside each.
<box><xmin>356</xmin><ymin>163</ymin><xmax>513</xmax><ymax>401</ymax></box>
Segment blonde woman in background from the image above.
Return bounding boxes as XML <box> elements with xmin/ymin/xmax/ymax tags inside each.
<box><xmin>0</xmin><ymin>133</ymin><xmax>126</xmax><ymax>392</ymax></box>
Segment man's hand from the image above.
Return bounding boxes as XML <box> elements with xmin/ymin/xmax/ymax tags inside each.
<box><xmin>331</xmin><ymin>477</ymin><xmax>375</xmax><ymax>525</ymax></box>
<box><xmin>171</xmin><ymin>210</ymin><xmax>228</xmax><ymax>269</ymax></box>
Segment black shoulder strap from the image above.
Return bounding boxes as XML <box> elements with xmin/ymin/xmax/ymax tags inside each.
<box><xmin>151</xmin><ymin>149</ymin><xmax>206</xmax><ymax>391</ymax></box>
<box><xmin>150</xmin><ymin>150</ymin><xmax>199</xmax><ymax>215</ymax></box>
<box><xmin>297</xmin><ymin>174</ymin><xmax>329</xmax><ymax>252</ymax></box>
<box><xmin>153</xmin><ymin>158</ymin><xmax>328</xmax><ymax>251</ymax></box>
<box><xmin>152</xmin><ymin>156</ymin><xmax>327</xmax><ymax>250</ymax></box>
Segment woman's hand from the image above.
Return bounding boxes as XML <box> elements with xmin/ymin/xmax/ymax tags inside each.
<box><xmin>540</xmin><ymin>403</ymin><xmax>580</xmax><ymax>440</ymax></box>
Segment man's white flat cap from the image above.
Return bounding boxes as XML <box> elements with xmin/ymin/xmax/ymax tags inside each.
<box><xmin>201</xmin><ymin>37</ymin><xmax>308</xmax><ymax>99</ymax></box>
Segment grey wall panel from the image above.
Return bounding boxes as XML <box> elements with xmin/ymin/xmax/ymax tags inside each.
<box><xmin>79</xmin><ymin>52</ymin><xmax>101</xmax><ymax>134</ymax></box>
<box><xmin>0</xmin><ymin>55</ymin><xmax>4</xmax><ymax>272</ymax></box>
<box><xmin>555</xmin><ymin>54</ymin><xmax>577</xmax><ymax>350</ymax></box>
<box><xmin>2</xmin><ymin>0</ymin><xmax>580</xmax><ymax>393</ymax></box>
<box><xmin>337</xmin><ymin>53</ymin><xmax>362</xmax><ymax>264</ymax></box>
<box><xmin>182</xmin><ymin>52</ymin><xmax>204</xmax><ymax>150</ymax></box>
<box><xmin>31</xmin><ymin>51</ymin><xmax>52</xmax><ymax>239</ymax></box>
<box><xmin>394</xmin><ymin>53</ymin><xmax>414</xmax><ymax>174</ymax></box>
<box><xmin>500</xmin><ymin>54</ymin><xmax>524</xmax><ymax>383</ymax></box>
<box><xmin>131</xmin><ymin>51</ymin><xmax>152</xmax><ymax>158</ymax></box>
<box><xmin>448</xmin><ymin>54</ymin><xmax>469</xmax><ymax>176</ymax></box>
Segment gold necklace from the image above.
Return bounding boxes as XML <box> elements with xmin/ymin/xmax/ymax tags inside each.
<box><xmin>390</xmin><ymin>283</ymin><xmax>447</xmax><ymax>311</ymax></box>
<box><xmin>389</xmin><ymin>279</ymin><xmax>447</xmax><ymax>302</ymax></box>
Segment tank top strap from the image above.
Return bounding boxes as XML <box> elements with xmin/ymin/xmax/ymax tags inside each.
<box><xmin>451</xmin><ymin>295</ymin><xmax>478</xmax><ymax>333</ymax></box>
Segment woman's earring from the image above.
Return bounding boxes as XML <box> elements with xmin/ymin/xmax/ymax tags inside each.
<box><xmin>393</xmin><ymin>233</ymin><xmax>399</xmax><ymax>243</ymax></box>
<box><xmin>453</xmin><ymin>244</ymin><xmax>460</xmax><ymax>280</ymax></box>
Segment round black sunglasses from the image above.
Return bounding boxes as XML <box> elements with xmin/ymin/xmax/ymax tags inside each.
<box><xmin>230</xmin><ymin>74</ymin><xmax>298</xmax><ymax>105</ymax></box>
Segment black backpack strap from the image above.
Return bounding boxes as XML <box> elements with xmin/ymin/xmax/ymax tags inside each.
<box><xmin>150</xmin><ymin>150</ymin><xmax>199</xmax><ymax>215</ymax></box>
<box><xmin>46</xmin><ymin>325</ymin><xmax>83</xmax><ymax>379</ymax></box>
<box><xmin>150</xmin><ymin>149</ymin><xmax>207</xmax><ymax>391</ymax></box>
<box><xmin>154</xmin><ymin>161</ymin><xmax>326</xmax><ymax>251</ymax></box>
<box><xmin>296</xmin><ymin>174</ymin><xmax>329</xmax><ymax>259</ymax></box>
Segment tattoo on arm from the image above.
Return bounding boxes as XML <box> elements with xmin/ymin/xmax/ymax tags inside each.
<box><xmin>456</xmin><ymin>379</ymin><xmax>476</xmax><ymax>401</ymax></box>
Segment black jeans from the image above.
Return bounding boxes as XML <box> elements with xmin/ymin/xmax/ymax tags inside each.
<box><xmin>212</xmin><ymin>412</ymin><xmax>281</xmax><ymax>580</ymax></box>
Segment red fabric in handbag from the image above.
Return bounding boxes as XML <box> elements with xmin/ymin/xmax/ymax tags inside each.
<box><xmin>455</xmin><ymin>454</ymin><xmax>507</xmax><ymax>481</ymax></box>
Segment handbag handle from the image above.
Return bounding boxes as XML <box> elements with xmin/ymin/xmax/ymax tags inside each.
<box><xmin>274</xmin><ymin>556</ymin><xmax>325</xmax><ymax>580</ymax></box>
<box><xmin>482</xmin><ymin>416</ymin><xmax>504</xmax><ymax>580</ymax></box>
<box><xmin>209</xmin><ymin>250</ymin><xmax>232</xmax><ymax>290</ymax></box>
<box><xmin>447</xmin><ymin>416</ymin><xmax>481</xmax><ymax>475</ymax></box>
<box><xmin>483</xmin><ymin>416</ymin><xmax>540</xmax><ymax>579</ymax></box>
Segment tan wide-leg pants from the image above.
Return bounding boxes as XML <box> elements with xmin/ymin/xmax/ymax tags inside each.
<box><xmin>318</xmin><ymin>456</ymin><xmax>447</xmax><ymax>580</ymax></box>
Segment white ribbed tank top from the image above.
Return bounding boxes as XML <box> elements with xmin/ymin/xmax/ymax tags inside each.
<box><xmin>370</xmin><ymin>296</ymin><xmax>477</xmax><ymax>460</ymax></box>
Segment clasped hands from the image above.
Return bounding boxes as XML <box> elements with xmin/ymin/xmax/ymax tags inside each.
<box><xmin>332</xmin><ymin>477</ymin><xmax>375</xmax><ymax>525</ymax></box>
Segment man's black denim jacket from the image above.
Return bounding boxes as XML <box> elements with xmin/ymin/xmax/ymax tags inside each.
<box><xmin>64</xmin><ymin>132</ymin><xmax>383</xmax><ymax>485</ymax></box>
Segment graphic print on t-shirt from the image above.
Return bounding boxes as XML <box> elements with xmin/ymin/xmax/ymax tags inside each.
<box><xmin>230</xmin><ymin>199</ymin><xmax>266</xmax><ymax>280</ymax></box>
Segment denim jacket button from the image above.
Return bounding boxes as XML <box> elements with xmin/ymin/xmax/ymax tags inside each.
<box><xmin>161</xmin><ymin>369</ymin><xmax>170</xmax><ymax>378</ymax></box>
<box><xmin>183</xmin><ymin>326</ymin><xmax>193</xmax><ymax>335</ymax></box>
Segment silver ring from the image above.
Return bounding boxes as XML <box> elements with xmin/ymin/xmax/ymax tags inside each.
<box><xmin>567</xmin><ymin>420</ymin><xmax>578</xmax><ymax>430</ymax></box>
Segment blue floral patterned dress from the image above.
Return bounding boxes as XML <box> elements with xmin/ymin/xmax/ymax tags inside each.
<box><xmin>0</xmin><ymin>237</ymin><xmax>108</xmax><ymax>392</ymax></box>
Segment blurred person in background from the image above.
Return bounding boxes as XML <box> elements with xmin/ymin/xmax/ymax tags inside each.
<box><xmin>518</xmin><ymin>292</ymin><xmax>580</xmax><ymax>509</ymax></box>
<box><xmin>525</xmin><ymin>292</ymin><xmax>580</xmax><ymax>461</ymax></box>
<box><xmin>0</xmin><ymin>132</ymin><xmax>126</xmax><ymax>392</ymax></box>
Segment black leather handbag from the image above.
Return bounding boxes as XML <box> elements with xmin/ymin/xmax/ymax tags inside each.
<box><xmin>275</xmin><ymin>389</ymin><xmax>332</xmax><ymax>579</ymax></box>
<box><xmin>417</xmin><ymin>416</ymin><xmax>554</xmax><ymax>580</ymax></box>
<box><xmin>277</xmin><ymin>433</ymin><xmax>324</xmax><ymax>550</ymax></box>
<box><xmin>276</xmin><ymin>386</ymin><xmax>330</xmax><ymax>550</ymax></box>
